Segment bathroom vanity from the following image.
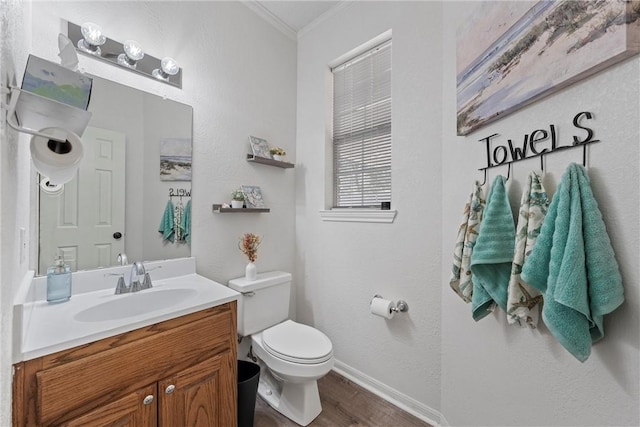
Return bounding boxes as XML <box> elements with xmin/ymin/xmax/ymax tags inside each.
<box><xmin>12</xmin><ymin>258</ymin><xmax>239</xmax><ymax>427</ymax></box>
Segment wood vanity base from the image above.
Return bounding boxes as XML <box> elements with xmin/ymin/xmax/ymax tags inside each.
<box><xmin>13</xmin><ymin>302</ymin><xmax>238</xmax><ymax>427</ymax></box>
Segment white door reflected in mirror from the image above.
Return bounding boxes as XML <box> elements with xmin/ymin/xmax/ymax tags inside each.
<box><xmin>39</xmin><ymin>127</ymin><xmax>126</xmax><ymax>273</ymax></box>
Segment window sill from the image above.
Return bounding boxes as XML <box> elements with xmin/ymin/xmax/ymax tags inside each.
<box><xmin>319</xmin><ymin>209</ymin><xmax>397</xmax><ymax>223</ymax></box>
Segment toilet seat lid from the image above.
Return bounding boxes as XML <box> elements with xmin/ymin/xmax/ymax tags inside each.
<box><xmin>262</xmin><ymin>320</ymin><xmax>333</xmax><ymax>364</ymax></box>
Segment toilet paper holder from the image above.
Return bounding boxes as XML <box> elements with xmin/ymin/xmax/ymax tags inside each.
<box><xmin>372</xmin><ymin>294</ymin><xmax>409</xmax><ymax>313</ymax></box>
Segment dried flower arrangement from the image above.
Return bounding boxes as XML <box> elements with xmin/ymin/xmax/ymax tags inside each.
<box><xmin>239</xmin><ymin>233</ymin><xmax>262</xmax><ymax>263</ymax></box>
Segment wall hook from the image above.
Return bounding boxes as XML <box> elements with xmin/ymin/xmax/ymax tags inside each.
<box><xmin>582</xmin><ymin>144</ymin><xmax>588</xmax><ymax>167</ymax></box>
<box><xmin>479</xmin><ymin>168</ymin><xmax>487</xmax><ymax>186</ymax></box>
<box><xmin>506</xmin><ymin>163</ymin><xmax>512</xmax><ymax>181</ymax></box>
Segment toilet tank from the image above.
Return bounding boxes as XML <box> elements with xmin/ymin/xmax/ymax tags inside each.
<box><xmin>228</xmin><ymin>271</ymin><xmax>292</xmax><ymax>336</ymax></box>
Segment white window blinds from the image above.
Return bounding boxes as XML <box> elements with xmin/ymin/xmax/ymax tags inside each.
<box><xmin>332</xmin><ymin>39</ymin><xmax>392</xmax><ymax>208</ymax></box>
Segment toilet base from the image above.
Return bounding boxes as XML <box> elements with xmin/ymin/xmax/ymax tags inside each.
<box><xmin>257</xmin><ymin>368</ymin><xmax>322</xmax><ymax>426</ymax></box>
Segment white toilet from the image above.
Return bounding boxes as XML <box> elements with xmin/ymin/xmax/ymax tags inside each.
<box><xmin>229</xmin><ymin>271</ymin><xmax>334</xmax><ymax>426</ymax></box>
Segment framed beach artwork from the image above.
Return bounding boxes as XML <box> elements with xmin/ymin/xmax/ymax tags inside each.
<box><xmin>241</xmin><ymin>185</ymin><xmax>266</xmax><ymax>208</ymax></box>
<box><xmin>160</xmin><ymin>138</ymin><xmax>192</xmax><ymax>181</ymax></box>
<box><xmin>249</xmin><ymin>136</ymin><xmax>272</xmax><ymax>159</ymax></box>
<box><xmin>456</xmin><ymin>1</ymin><xmax>640</xmax><ymax>135</ymax></box>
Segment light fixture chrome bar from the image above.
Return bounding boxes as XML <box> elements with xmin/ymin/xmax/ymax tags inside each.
<box><xmin>66</xmin><ymin>21</ymin><xmax>182</xmax><ymax>89</ymax></box>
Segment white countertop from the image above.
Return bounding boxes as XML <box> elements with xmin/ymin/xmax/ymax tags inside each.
<box><xmin>14</xmin><ymin>259</ymin><xmax>239</xmax><ymax>362</ymax></box>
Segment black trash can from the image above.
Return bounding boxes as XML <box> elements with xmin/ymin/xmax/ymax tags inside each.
<box><xmin>238</xmin><ymin>360</ymin><xmax>260</xmax><ymax>427</ymax></box>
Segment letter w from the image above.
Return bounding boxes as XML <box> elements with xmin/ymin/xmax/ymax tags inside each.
<box><xmin>507</xmin><ymin>136</ymin><xmax>528</xmax><ymax>161</ymax></box>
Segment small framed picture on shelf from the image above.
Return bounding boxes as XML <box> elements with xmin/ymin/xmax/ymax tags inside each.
<box><xmin>249</xmin><ymin>136</ymin><xmax>272</xmax><ymax>159</ymax></box>
<box><xmin>241</xmin><ymin>185</ymin><xmax>265</xmax><ymax>208</ymax></box>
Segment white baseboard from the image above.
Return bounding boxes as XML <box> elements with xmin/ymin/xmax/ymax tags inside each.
<box><xmin>332</xmin><ymin>359</ymin><xmax>444</xmax><ymax>426</ymax></box>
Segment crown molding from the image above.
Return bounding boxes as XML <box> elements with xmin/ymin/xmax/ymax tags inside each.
<box><xmin>297</xmin><ymin>1</ymin><xmax>352</xmax><ymax>39</ymax></box>
<box><xmin>242</xmin><ymin>1</ymin><xmax>297</xmax><ymax>41</ymax></box>
<box><xmin>242</xmin><ymin>1</ymin><xmax>350</xmax><ymax>42</ymax></box>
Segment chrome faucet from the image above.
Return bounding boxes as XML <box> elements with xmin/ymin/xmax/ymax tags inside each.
<box><xmin>116</xmin><ymin>253</ymin><xmax>128</xmax><ymax>265</ymax></box>
<box><xmin>129</xmin><ymin>261</ymin><xmax>147</xmax><ymax>292</ymax></box>
<box><xmin>114</xmin><ymin>261</ymin><xmax>153</xmax><ymax>294</ymax></box>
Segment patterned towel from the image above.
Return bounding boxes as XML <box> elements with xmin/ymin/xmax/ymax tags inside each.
<box><xmin>450</xmin><ymin>181</ymin><xmax>485</xmax><ymax>303</ymax></box>
<box><xmin>174</xmin><ymin>199</ymin><xmax>184</xmax><ymax>242</ymax></box>
<box><xmin>181</xmin><ymin>199</ymin><xmax>192</xmax><ymax>244</ymax></box>
<box><xmin>507</xmin><ymin>171</ymin><xmax>549</xmax><ymax>328</ymax></box>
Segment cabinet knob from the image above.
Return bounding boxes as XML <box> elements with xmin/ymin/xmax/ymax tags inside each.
<box><xmin>165</xmin><ymin>384</ymin><xmax>176</xmax><ymax>394</ymax></box>
<box><xmin>143</xmin><ymin>395</ymin><xmax>154</xmax><ymax>405</ymax></box>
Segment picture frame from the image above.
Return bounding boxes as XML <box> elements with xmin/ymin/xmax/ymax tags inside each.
<box><xmin>160</xmin><ymin>138</ymin><xmax>192</xmax><ymax>181</ymax></box>
<box><xmin>456</xmin><ymin>1</ymin><xmax>640</xmax><ymax>135</ymax></box>
<box><xmin>241</xmin><ymin>185</ymin><xmax>265</xmax><ymax>208</ymax></box>
<box><xmin>249</xmin><ymin>136</ymin><xmax>272</xmax><ymax>159</ymax></box>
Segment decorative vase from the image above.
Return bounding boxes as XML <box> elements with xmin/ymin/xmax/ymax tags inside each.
<box><xmin>273</xmin><ymin>154</ymin><xmax>283</xmax><ymax>162</ymax></box>
<box><xmin>231</xmin><ymin>200</ymin><xmax>244</xmax><ymax>209</ymax></box>
<box><xmin>245</xmin><ymin>262</ymin><xmax>257</xmax><ymax>281</ymax></box>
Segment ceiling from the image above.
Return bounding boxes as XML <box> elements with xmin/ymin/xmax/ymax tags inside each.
<box><xmin>253</xmin><ymin>1</ymin><xmax>342</xmax><ymax>35</ymax></box>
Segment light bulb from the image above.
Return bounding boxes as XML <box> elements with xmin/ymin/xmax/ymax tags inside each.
<box><xmin>77</xmin><ymin>22</ymin><xmax>106</xmax><ymax>56</ymax></box>
<box><xmin>117</xmin><ymin>40</ymin><xmax>144</xmax><ymax>69</ymax></box>
<box><xmin>152</xmin><ymin>57</ymin><xmax>179</xmax><ymax>81</ymax></box>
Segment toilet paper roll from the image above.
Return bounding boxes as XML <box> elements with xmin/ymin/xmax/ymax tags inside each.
<box><xmin>370</xmin><ymin>297</ymin><xmax>395</xmax><ymax>319</ymax></box>
<box><xmin>30</xmin><ymin>127</ymin><xmax>84</xmax><ymax>185</ymax></box>
<box><xmin>39</xmin><ymin>177</ymin><xmax>63</xmax><ymax>195</ymax></box>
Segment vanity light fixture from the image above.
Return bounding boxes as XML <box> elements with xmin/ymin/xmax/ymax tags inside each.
<box><xmin>67</xmin><ymin>21</ymin><xmax>182</xmax><ymax>88</ymax></box>
<box><xmin>117</xmin><ymin>40</ymin><xmax>144</xmax><ymax>69</ymax></box>
<box><xmin>152</xmin><ymin>57</ymin><xmax>180</xmax><ymax>81</ymax></box>
<box><xmin>76</xmin><ymin>22</ymin><xmax>106</xmax><ymax>56</ymax></box>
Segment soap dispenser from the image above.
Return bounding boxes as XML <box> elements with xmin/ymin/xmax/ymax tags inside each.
<box><xmin>46</xmin><ymin>256</ymin><xmax>72</xmax><ymax>303</ymax></box>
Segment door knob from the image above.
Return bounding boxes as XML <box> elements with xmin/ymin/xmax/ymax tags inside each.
<box><xmin>113</xmin><ymin>232</ymin><xmax>122</xmax><ymax>239</ymax></box>
<box><xmin>143</xmin><ymin>395</ymin><xmax>154</xmax><ymax>405</ymax></box>
<box><xmin>165</xmin><ymin>384</ymin><xmax>176</xmax><ymax>394</ymax></box>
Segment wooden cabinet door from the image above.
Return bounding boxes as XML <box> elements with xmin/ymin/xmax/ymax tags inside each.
<box><xmin>158</xmin><ymin>351</ymin><xmax>237</xmax><ymax>427</ymax></box>
<box><xmin>62</xmin><ymin>384</ymin><xmax>157</xmax><ymax>427</ymax></box>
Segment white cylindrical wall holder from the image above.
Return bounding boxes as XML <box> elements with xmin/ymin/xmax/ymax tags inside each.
<box><xmin>370</xmin><ymin>294</ymin><xmax>409</xmax><ymax>319</ymax></box>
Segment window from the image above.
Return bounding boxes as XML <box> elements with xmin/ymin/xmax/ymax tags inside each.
<box><xmin>332</xmin><ymin>39</ymin><xmax>391</xmax><ymax>208</ymax></box>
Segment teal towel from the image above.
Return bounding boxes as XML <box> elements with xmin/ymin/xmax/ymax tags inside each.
<box><xmin>521</xmin><ymin>163</ymin><xmax>624</xmax><ymax>362</ymax></box>
<box><xmin>470</xmin><ymin>175</ymin><xmax>515</xmax><ymax>320</ymax></box>
<box><xmin>181</xmin><ymin>199</ymin><xmax>191</xmax><ymax>244</ymax></box>
<box><xmin>159</xmin><ymin>200</ymin><xmax>175</xmax><ymax>243</ymax></box>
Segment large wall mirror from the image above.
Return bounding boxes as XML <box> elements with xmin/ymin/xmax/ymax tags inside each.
<box><xmin>37</xmin><ymin>75</ymin><xmax>193</xmax><ymax>275</ymax></box>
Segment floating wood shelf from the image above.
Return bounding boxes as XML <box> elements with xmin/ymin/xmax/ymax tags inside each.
<box><xmin>246</xmin><ymin>154</ymin><xmax>294</xmax><ymax>168</ymax></box>
<box><xmin>212</xmin><ymin>204</ymin><xmax>270</xmax><ymax>213</ymax></box>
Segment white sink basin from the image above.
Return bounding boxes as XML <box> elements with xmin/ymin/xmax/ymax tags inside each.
<box><xmin>74</xmin><ymin>288</ymin><xmax>198</xmax><ymax>322</ymax></box>
<box><xmin>15</xmin><ymin>268</ymin><xmax>241</xmax><ymax>362</ymax></box>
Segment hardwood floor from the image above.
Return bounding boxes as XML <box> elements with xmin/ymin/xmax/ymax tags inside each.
<box><xmin>253</xmin><ymin>370</ymin><xmax>432</xmax><ymax>427</ymax></box>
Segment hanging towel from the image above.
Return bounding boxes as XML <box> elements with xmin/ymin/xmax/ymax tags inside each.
<box><xmin>521</xmin><ymin>163</ymin><xmax>624</xmax><ymax>362</ymax></box>
<box><xmin>159</xmin><ymin>200</ymin><xmax>175</xmax><ymax>243</ymax></box>
<box><xmin>181</xmin><ymin>199</ymin><xmax>192</xmax><ymax>244</ymax></box>
<box><xmin>507</xmin><ymin>171</ymin><xmax>549</xmax><ymax>328</ymax></box>
<box><xmin>470</xmin><ymin>175</ymin><xmax>515</xmax><ymax>321</ymax></box>
<box><xmin>450</xmin><ymin>181</ymin><xmax>485</xmax><ymax>303</ymax></box>
<box><xmin>174</xmin><ymin>199</ymin><xmax>184</xmax><ymax>242</ymax></box>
